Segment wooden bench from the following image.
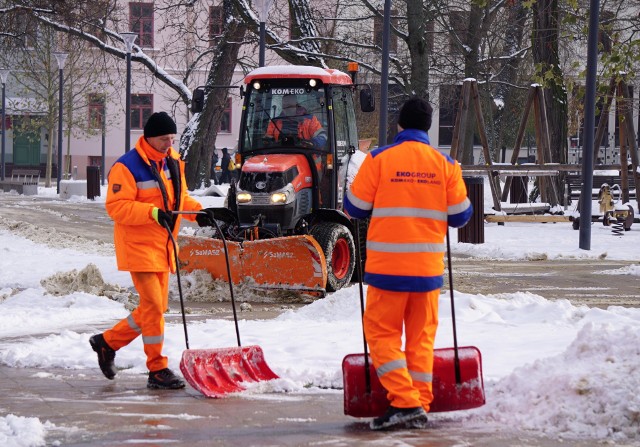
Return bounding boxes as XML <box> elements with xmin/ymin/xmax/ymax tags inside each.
<box><xmin>565</xmin><ymin>173</ymin><xmax>636</xmax><ymax>202</ymax></box>
<box><xmin>0</xmin><ymin>169</ymin><xmax>40</xmax><ymax>195</ymax></box>
<box><xmin>485</xmin><ymin>214</ymin><xmax>571</xmax><ymax>223</ymax></box>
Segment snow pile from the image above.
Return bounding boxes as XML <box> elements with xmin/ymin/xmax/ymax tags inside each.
<box><xmin>0</xmin><ymin>415</ymin><xmax>52</xmax><ymax>447</ymax></box>
<box><xmin>475</xmin><ymin>323</ymin><xmax>640</xmax><ymax>441</ymax></box>
<box><xmin>0</xmin><ymin>216</ymin><xmax>113</xmax><ymax>256</ymax></box>
<box><xmin>40</xmin><ymin>263</ymin><xmax>135</xmax><ymax>308</ymax></box>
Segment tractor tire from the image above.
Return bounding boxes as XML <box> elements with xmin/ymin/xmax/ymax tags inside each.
<box><xmin>351</xmin><ymin>218</ymin><xmax>369</xmax><ymax>282</ymax></box>
<box><xmin>311</xmin><ymin>222</ymin><xmax>355</xmax><ymax>292</ymax></box>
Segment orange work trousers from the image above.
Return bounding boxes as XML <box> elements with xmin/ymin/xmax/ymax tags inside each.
<box><xmin>363</xmin><ymin>285</ymin><xmax>439</xmax><ymax>411</ymax></box>
<box><xmin>104</xmin><ymin>271</ymin><xmax>169</xmax><ymax>372</ymax></box>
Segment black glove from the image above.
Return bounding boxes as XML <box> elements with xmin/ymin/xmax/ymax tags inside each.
<box><xmin>152</xmin><ymin>207</ymin><xmax>173</xmax><ymax>228</ymax></box>
<box><xmin>196</xmin><ymin>208</ymin><xmax>216</xmax><ymax>227</ymax></box>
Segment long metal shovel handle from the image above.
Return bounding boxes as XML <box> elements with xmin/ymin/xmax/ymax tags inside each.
<box><xmin>353</xmin><ymin>221</ymin><xmax>372</xmax><ymax>394</ymax></box>
<box><xmin>445</xmin><ymin>228</ymin><xmax>462</xmax><ymax>384</ymax></box>
<box><xmin>164</xmin><ymin>222</ymin><xmax>190</xmax><ymax>350</ymax></box>
<box><xmin>170</xmin><ymin>211</ymin><xmax>242</xmax><ymax>347</ymax></box>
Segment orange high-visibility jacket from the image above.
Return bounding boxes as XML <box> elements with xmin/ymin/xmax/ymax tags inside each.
<box><xmin>106</xmin><ymin>136</ymin><xmax>202</xmax><ymax>272</ymax></box>
<box><xmin>344</xmin><ymin>129</ymin><xmax>472</xmax><ymax>292</ymax></box>
<box><xmin>266</xmin><ymin>114</ymin><xmax>324</xmax><ymax>142</ymax></box>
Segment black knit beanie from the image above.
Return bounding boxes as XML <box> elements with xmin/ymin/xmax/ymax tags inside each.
<box><xmin>397</xmin><ymin>97</ymin><xmax>433</xmax><ymax>132</ymax></box>
<box><xmin>144</xmin><ymin>112</ymin><xmax>177</xmax><ymax>138</ymax></box>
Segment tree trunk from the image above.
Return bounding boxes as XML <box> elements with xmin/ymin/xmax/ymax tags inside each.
<box><xmin>181</xmin><ymin>0</ymin><xmax>246</xmax><ymax>189</ymax></box>
<box><xmin>231</xmin><ymin>0</ymin><xmax>326</xmax><ymax>68</ymax></box>
<box><xmin>492</xmin><ymin>1</ymin><xmax>528</xmax><ymax>157</ymax></box>
<box><xmin>532</xmin><ymin>0</ymin><xmax>567</xmax><ymax>203</ymax></box>
<box><xmin>459</xmin><ymin>4</ymin><xmax>484</xmax><ymax>164</ymax></box>
<box><xmin>405</xmin><ymin>0</ymin><xmax>430</xmax><ymax>99</ymax></box>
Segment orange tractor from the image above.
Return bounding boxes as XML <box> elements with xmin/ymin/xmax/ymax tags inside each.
<box><xmin>179</xmin><ymin>65</ymin><xmax>375</xmax><ymax>294</ymax></box>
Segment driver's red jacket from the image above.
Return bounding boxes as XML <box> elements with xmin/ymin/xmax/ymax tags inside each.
<box><xmin>265</xmin><ymin>114</ymin><xmax>324</xmax><ymax>142</ymax></box>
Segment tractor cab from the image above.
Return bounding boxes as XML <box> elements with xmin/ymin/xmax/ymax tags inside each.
<box><xmin>236</xmin><ymin>66</ymin><xmax>364</xmax><ymax>218</ymax></box>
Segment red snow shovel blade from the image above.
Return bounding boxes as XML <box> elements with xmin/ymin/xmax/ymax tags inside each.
<box><xmin>342</xmin><ymin>346</ymin><xmax>485</xmax><ymax>417</ymax></box>
<box><xmin>180</xmin><ymin>346</ymin><xmax>279</xmax><ymax>398</ymax></box>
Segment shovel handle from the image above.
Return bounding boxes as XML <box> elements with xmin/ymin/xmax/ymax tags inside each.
<box><xmin>172</xmin><ymin>210</ymin><xmax>242</xmax><ymax>347</ymax></box>
<box><xmin>353</xmin><ymin>221</ymin><xmax>372</xmax><ymax>394</ymax></box>
<box><xmin>164</xmin><ymin>222</ymin><xmax>190</xmax><ymax>350</ymax></box>
<box><xmin>446</xmin><ymin>229</ymin><xmax>462</xmax><ymax>385</ymax></box>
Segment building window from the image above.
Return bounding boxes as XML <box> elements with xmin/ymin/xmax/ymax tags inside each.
<box><xmin>598</xmin><ymin>10</ymin><xmax>614</xmax><ymax>54</ymax></box>
<box><xmin>16</xmin><ymin>11</ymin><xmax>38</xmax><ymax>49</ymax></box>
<box><xmin>88</xmin><ymin>156</ymin><xmax>102</xmax><ymax>167</ymax></box>
<box><xmin>88</xmin><ymin>94</ymin><xmax>105</xmax><ymax>129</ymax></box>
<box><xmin>131</xmin><ymin>94</ymin><xmax>153</xmax><ymax>129</ymax></box>
<box><xmin>373</xmin><ymin>9</ymin><xmax>398</xmax><ymax>53</ymax></box>
<box><xmin>438</xmin><ymin>85</ymin><xmax>460</xmax><ymax>147</ymax></box>
<box><xmin>219</xmin><ymin>97</ymin><xmax>232</xmax><ymax>133</ymax></box>
<box><xmin>209</xmin><ymin>5</ymin><xmax>224</xmax><ymax>41</ymax></box>
<box><xmin>130</xmin><ymin>2</ymin><xmax>154</xmax><ymax>48</ymax></box>
<box><xmin>449</xmin><ymin>11</ymin><xmax>469</xmax><ymax>54</ymax></box>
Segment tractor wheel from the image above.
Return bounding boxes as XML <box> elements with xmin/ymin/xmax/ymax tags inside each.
<box><xmin>311</xmin><ymin>222</ymin><xmax>355</xmax><ymax>292</ymax></box>
<box><xmin>351</xmin><ymin>218</ymin><xmax>369</xmax><ymax>282</ymax></box>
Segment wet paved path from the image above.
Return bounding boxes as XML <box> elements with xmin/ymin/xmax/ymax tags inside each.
<box><xmin>1</xmin><ymin>192</ymin><xmax>637</xmax><ymax>445</ymax></box>
<box><xmin>0</xmin><ymin>365</ymin><xmax>606</xmax><ymax>447</ymax></box>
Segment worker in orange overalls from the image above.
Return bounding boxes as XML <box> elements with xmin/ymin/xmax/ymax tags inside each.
<box><xmin>344</xmin><ymin>97</ymin><xmax>472</xmax><ymax>430</ymax></box>
<box><xmin>264</xmin><ymin>93</ymin><xmax>327</xmax><ymax>149</ymax></box>
<box><xmin>89</xmin><ymin>112</ymin><xmax>212</xmax><ymax>389</ymax></box>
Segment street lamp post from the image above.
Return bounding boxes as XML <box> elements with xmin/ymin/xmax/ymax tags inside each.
<box><xmin>53</xmin><ymin>52</ymin><xmax>68</xmax><ymax>194</ymax></box>
<box><xmin>0</xmin><ymin>69</ymin><xmax>9</xmax><ymax>181</ymax></box>
<box><xmin>101</xmin><ymin>89</ymin><xmax>107</xmax><ymax>186</ymax></box>
<box><xmin>121</xmin><ymin>32</ymin><xmax>137</xmax><ymax>153</ymax></box>
<box><xmin>378</xmin><ymin>0</ymin><xmax>392</xmax><ymax>147</ymax></box>
<box><xmin>255</xmin><ymin>0</ymin><xmax>273</xmax><ymax>67</ymax></box>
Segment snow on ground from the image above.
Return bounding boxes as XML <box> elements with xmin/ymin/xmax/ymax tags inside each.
<box><xmin>1</xmin><ymin>182</ymin><xmax>640</xmax><ymax>445</ymax></box>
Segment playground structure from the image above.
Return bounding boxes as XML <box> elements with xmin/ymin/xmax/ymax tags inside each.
<box><xmin>449</xmin><ymin>79</ymin><xmax>639</xmax><ymax>226</ymax></box>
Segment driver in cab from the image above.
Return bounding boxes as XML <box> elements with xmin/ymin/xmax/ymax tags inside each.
<box><xmin>264</xmin><ymin>94</ymin><xmax>327</xmax><ymax>149</ymax></box>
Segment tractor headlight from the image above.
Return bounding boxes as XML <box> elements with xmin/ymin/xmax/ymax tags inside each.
<box><xmin>237</xmin><ymin>192</ymin><xmax>252</xmax><ymax>203</ymax></box>
<box><xmin>270</xmin><ymin>192</ymin><xmax>288</xmax><ymax>204</ymax></box>
<box><xmin>270</xmin><ymin>184</ymin><xmax>295</xmax><ymax>204</ymax></box>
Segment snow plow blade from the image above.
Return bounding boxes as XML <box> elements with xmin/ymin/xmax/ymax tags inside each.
<box><xmin>180</xmin><ymin>346</ymin><xmax>279</xmax><ymax>398</ymax></box>
<box><xmin>178</xmin><ymin>235</ymin><xmax>327</xmax><ymax>294</ymax></box>
<box><xmin>342</xmin><ymin>346</ymin><xmax>485</xmax><ymax>417</ymax></box>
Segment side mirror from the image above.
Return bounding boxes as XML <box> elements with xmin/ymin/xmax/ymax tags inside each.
<box><xmin>191</xmin><ymin>88</ymin><xmax>205</xmax><ymax>114</ymax></box>
<box><xmin>360</xmin><ymin>88</ymin><xmax>375</xmax><ymax>113</ymax></box>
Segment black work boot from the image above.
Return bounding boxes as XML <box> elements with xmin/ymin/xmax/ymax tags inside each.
<box><xmin>370</xmin><ymin>406</ymin><xmax>428</xmax><ymax>431</ymax></box>
<box><xmin>147</xmin><ymin>368</ymin><xmax>186</xmax><ymax>390</ymax></box>
<box><xmin>89</xmin><ymin>334</ymin><xmax>117</xmax><ymax>380</ymax></box>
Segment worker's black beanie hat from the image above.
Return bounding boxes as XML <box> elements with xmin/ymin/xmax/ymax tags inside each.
<box><xmin>398</xmin><ymin>96</ymin><xmax>433</xmax><ymax>132</ymax></box>
<box><xmin>144</xmin><ymin>112</ymin><xmax>177</xmax><ymax>138</ymax></box>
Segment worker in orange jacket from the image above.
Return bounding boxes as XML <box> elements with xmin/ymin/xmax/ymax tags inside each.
<box><xmin>89</xmin><ymin>112</ymin><xmax>211</xmax><ymax>390</ymax></box>
<box><xmin>344</xmin><ymin>97</ymin><xmax>472</xmax><ymax>430</ymax></box>
<box><xmin>264</xmin><ymin>93</ymin><xmax>327</xmax><ymax>149</ymax></box>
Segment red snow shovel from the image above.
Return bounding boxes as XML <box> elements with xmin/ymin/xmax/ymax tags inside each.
<box><xmin>342</xmin><ymin>228</ymin><xmax>485</xmax><ymax>416</ymax></box>
<box><xmin>165</xmin><ymin>211</ymin><xmax>278</xmax><ymax>398</ymax></box>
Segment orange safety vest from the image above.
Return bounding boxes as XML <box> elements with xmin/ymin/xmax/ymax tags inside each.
<box><xmin>266</xmin><ymin>114</ymin><xmax>324</xmax><ymax>142</ymax></box>
<box><xmin>106</xmin><ymin>136</ymin><xmax>202</xmax><ymax>272</ymax></box>
<box><xmin>344</xmin><ymin>129</ymin><xmax>472</xmax><ymax>292</ymax></box>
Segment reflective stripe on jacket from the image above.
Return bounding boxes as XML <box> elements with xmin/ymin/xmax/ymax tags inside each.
<box><xmin>344</xmin><ymin>129</ymin><xmax>472</xmax><ymax>292</ymax></box>
<box><xmin>106</xmin><ymin>136</ymin><xmax>202</xmax><ymax>272</ymax></box>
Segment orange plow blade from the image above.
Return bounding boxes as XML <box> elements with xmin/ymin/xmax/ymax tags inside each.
<box><xmin>342</xmin><ymin>346</ymin><xmax>485</xmax><ymax>417</ymax></box>
<box><xmin>178</xmin><ymin>235</ymin><xmax>327</xmax><ymax>294</ymax></box>
<box><xmin>180</xmin><ymin>346</ymin><xmax>279</xmax><ymax>398</ymax></box>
